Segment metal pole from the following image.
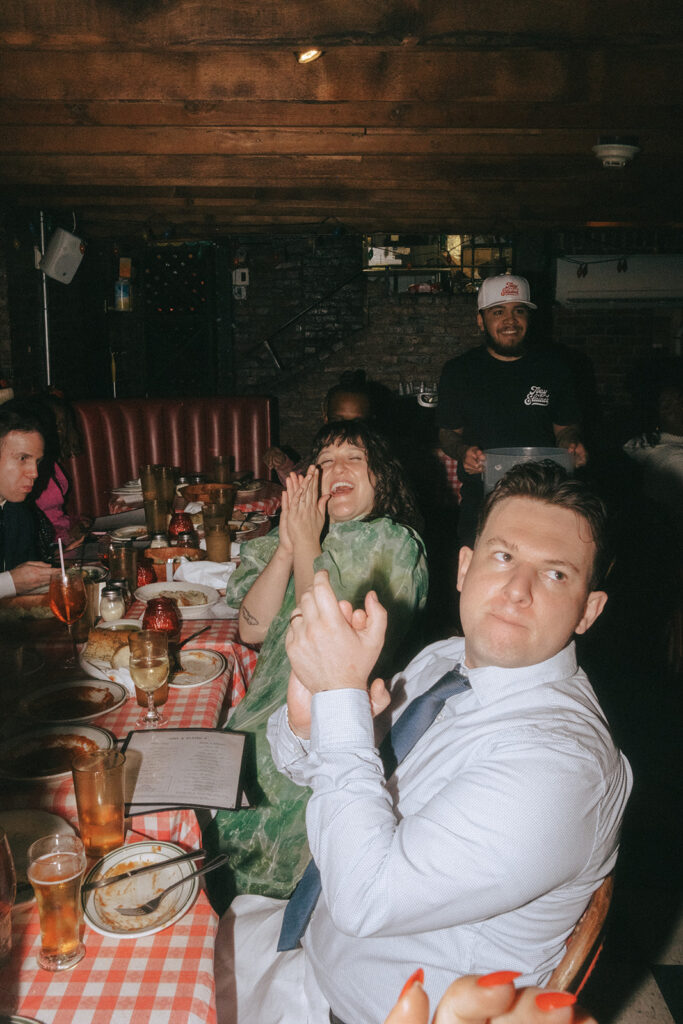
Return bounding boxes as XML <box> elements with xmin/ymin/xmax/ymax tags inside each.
<box><xmin>39</xmin><ymin>210</ymin><xmax>52</xmax><ymax>386</ymax></box>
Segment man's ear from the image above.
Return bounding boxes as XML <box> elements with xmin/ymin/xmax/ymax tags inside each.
<box><xmin>457</xmin><ymin>545</ymin><xmax>474</xmax><ymax>593</ymax></box>
<box><xmin>476</xmin><ymin>312</ymin><xmax>485</xmax><ymax>333</ymax></box>
<box><xmin>575</xmin><ymin>590</ymin><xmax>608</xmax><ymax>635</ymax></box>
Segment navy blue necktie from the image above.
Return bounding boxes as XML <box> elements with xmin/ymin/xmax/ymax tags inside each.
<box><xmin>277</xmin><ymin>665</ymin><xmax>470</xmax><ymax>951</ymax></box>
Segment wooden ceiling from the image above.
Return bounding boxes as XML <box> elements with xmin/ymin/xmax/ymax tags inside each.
<box><xmin>1</xmin><ymin>0</ymin><xmax>682</xmax><ymax>238</ymax></box>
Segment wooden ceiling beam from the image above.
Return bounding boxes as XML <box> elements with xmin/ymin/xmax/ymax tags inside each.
<box><xmin>2</xmin><ymin>0</ymin><xmax>681</xmax><ymax>49</ymax></box>
<box><xmin>2</xmin><ymin>153</ymin><xmax>677</xmax><ymax>186</ymax></box>
<box><xmin>1</xmin><ymin>126</ymin><xmax>678</xmax><ymax>158</ymax></box>
<box><xmin>1</xmin><ymin>100</ymin><xmax>678</xmax><ymax>131</ymax></box>
<box><xmin>1</xmin><ymin>49</ymin><xmax>680</xmax><ymax>105</ymax></box>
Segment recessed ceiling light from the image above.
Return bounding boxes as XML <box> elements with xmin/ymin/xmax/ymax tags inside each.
<box><xmin>297</xmin><ymin>48</ymin><xmax>323</xmax><ymax>64</ymax></box>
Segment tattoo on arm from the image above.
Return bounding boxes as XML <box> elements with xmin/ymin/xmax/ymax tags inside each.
<box><xmin>241</xmin><ymin>605</ymin><xmax>259</xmax><ymax>625</ymax></box>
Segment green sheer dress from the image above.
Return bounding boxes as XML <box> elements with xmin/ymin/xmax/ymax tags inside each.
<box><xmin>204</xmin><ymin>517</ymin><xmax>428</xmax><ymax>911</ymax></box>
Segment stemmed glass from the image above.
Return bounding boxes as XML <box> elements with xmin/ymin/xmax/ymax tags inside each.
<box><xmin>129</xmin><ymin>630</ymin><xmax>169</xmax><ymax>729</ymax></box>
<box><xmin>48</xmin><ymin>568</ymin><xmax>87</xmax><ymax>667</ymax></box>
<box><xmin>0</xmin><ymin>827</ymin><xmax>17</xmax><ymax>964</ymax></box>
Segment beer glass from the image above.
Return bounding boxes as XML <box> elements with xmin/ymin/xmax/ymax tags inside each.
<box><xmin>27</xmin><ymin>833</ymin><xmax>86</xmax><ymax>971</ymax></box>
<box><xmin>0</xmin><ymin>828</ymin><xmax>16</xmax><ymax>964</ymax></box>
<box><xmin>72</xmin><ymin>750</ymin><xmax>126</xmax><ymax>858</ymax></box>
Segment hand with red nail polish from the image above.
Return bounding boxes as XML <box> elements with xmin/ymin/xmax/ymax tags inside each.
<box><xmin>383</xmin><ymin>972</ymin><xmax>597</xmax><ymax>1024</ymax></box>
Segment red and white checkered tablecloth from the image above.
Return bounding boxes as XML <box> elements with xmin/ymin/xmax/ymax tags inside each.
<box><xmin>5</xmin><ymin>869</ymin><xmax>218</xmax><ymax>1024</ymax></box>
<box><xmin>433</xmin><ymin>448</ymin><xmax>462</xmax><ymax>506</ymax></box>
<box><xmin>0</xmin><ymin>618</ymin><xmax>259</xmax><ymax>1024</ymax></box>
<box><xmin>234</xmin><ymin>482</ymin><xmax>282</xmax><ymax>517</ymax></box>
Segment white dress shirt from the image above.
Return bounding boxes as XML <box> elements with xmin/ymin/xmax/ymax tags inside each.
<box><xmin>267</xmin><ymin>637</ymin><xmax>632</xmax><ymax>1024</ymax></box>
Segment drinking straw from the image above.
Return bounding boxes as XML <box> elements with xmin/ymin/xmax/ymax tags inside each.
<box><xmin>58</xmin><ymin>537</ymin><xmax>67</xmax><ymax>581</ymax></box>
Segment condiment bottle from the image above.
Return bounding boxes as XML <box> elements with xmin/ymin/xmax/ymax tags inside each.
<box><xmin>99</xmin><ymin>585</ymin><xmax>126</xmax><ymax>622</ymax></box>
<box><xmin>149</xmin><ymin>532</ymin><xmax>168</xmax><ymax>548</ymax></box>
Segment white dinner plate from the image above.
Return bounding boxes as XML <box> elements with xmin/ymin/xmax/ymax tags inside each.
<box><xmin>82</xmin><ymin>840</ymin><xmax>200</xmax><ymax>938</ymax></box>
<box><xmin>170</xmin><ymin>649</ymin><xmax>228</xmax><ymax>688</ymax></box>
<box><xmin>0</xmin><ymin>809</ymin><xmax>74</xmax><ymax>904</ymax></box>
<box><xmin>133</xmin><ymin>582</ymin><xmax>220</xmax><ymax>619</ymax></box>
<box><xmin>110</xmin><ymin>525</ymin><xmax>149</xmax><ymax>542</ymax></box>
<box><xmin>0</xmin><ymin>725</ymin><xmax>115</xmax><ymax>782</ymax></box>
<box><xmin>19</xmin><ymin>679</ymin><xmax>128</xmax><ymax>723</ymax></box>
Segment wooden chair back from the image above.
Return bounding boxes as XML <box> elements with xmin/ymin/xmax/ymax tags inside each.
<box><xmin>547</xmin><ymin>873</ymin><xmax>614</xmax><ymax>994</ymax></box>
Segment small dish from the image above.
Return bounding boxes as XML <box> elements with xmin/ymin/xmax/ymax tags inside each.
<box><xmin>82</xmin><ymin>840</ymin><xmax>200</xmax><ymax>937</ymax></box>
<box><xmin>170</xmin><ymin>649</ymin><xmax>228</xmax><ymax>688</ymax></box>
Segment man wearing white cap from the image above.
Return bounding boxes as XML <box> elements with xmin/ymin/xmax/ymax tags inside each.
<box><xmin>437</xmin><ymin>274</ymin><xmax>587</xmax><ymax>544</ymax></box>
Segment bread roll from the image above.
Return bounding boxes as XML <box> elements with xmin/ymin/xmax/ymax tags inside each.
<box><xmin>84</xmin><ymin>626</ymin><xmax>139</xmax><ymax>664</ymax></box>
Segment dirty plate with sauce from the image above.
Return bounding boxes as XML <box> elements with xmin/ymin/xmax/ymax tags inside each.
<box><xmin>170</xmin><ymin>649</ymin><xmax>228</xmax><ymax>688</ymax></box>
<box><xmin>0</xmin><ymin>725</ymin><xmax>115</xmax><ymax>781</ymax></box>
<box><xmin>83</xmin><ymin>840</ymin><xmax>200</xmax><ymax>937</ymax></box>
<box><xmin>19</xmin><ymin>679</ymin><xmax>128</xmax><ymax>723</ymax></box>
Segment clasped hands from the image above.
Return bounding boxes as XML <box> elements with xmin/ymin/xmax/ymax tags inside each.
<box><xmin>285</xmin><ymin>569</ymin><xmax>391</xmax><ymax>739</ymax></box>
<box><xmin>278</xmin><ymin>465</ymin><xmax>329</xmax><ymax>556</ymax></box>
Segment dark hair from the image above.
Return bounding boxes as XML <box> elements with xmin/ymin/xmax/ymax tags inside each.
<box><xmin>323</xmin><ymin>370</ymin><xmax>373</xmax><ymax>422</ymax></box>
<box><xmin>310</xmin><ymin>419</ymin><xmax>423</xmax><ymax>534</ymax></box>
<box><xmin>0</xmin><ymin>402</ymin><xmax>46</xmax><ymax>446</ymax></box>
<box><xmin>476</xmin><ymin>460</ymin><xmax>610</xmax><ymax>589</ymax></box>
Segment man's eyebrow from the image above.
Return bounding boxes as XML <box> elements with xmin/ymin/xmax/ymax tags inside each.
<box><xmin>484</xmin><ymin>535</ymin><xmax>581</xmax><ymax>574</ymax></box>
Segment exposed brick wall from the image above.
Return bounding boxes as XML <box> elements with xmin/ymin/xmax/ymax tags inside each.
<box><xmin>266</xmin><ymin>287</ymin><xmax>480</xmax><ymax>458</ymax></box>
<box><xmin>2</xmin><ymin>221</ymin><xmax>680</xmax><ymax>466</ymax></box>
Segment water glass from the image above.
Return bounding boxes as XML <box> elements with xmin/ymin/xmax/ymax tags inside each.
<box><xmin>27</xmin><ymin>834</ymin><xmax>86</xmax><ymax>971</ymax></box>
<box><xmin>139</xmin><ymin>464</ymin><xmax>157</xmax><ymax>501</ymax></box>
<box><xmin>212</xmin><ymin>454</ymin><xmax>232</xmax><ymax>484</ymax></box>
<box><xmin>144</xmin><ymin>498</ymin><xmax>169</xmax><ymax>535</ymax></box>
<box><xmin>72</xmin><ymin>750</ymin><xmax>126</xmax><ymax>859</ymax></box>
<box><xmin>205</xmin><ymin>524</ymin><xmax>232</xmax><ymax>562</ymax></box>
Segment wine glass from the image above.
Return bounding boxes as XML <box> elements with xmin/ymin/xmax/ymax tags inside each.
<box><xmin>48</xmin><ymin>568</ymin><xmax>87</xmax><ymax>667</ymax></box>
<box><xmin>0</xmin><ymin>827</ymin><xmax>17</xmax><ymax>964</ymax></box>
<box><xmin>129</xmin><ymin>630</ymin><xmax>170</xmax><ymax>729</ymax></box>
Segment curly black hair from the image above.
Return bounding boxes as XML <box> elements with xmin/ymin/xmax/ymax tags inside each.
<box><xmin>310</xmin><ymin>419</ymin><xmax>423</xmax><ymax>535</ymax></box>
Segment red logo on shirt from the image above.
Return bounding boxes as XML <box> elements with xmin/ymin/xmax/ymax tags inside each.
<box><xmin>501</xmin><ymin>281</ymin><xmax>520</xmax><ymax>297</ymax></box>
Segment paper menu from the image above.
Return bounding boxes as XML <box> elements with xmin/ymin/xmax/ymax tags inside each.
<box><xmin>122</xmin><ymin>728</ymin><xmax>246</xmax><ymax>815</ymax></box>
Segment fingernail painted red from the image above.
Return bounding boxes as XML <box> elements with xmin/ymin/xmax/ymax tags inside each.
<box><xmin>536</xmin><ymin>991</ymin><xmax>577</xmax><ymax>1011</ymax></box>
<box><xmin>399</xmin><ymin>968</ymin><xmax>424</xmax><ymax>999</ymax></box>
<box><xmin>477</xmin><ymin>971</ymin><xmax>522</xmax><ymax>987</ymax></box>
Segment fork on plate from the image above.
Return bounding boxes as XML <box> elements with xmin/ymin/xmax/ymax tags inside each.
<box><xmin>115</xmin><ymin>853</ymin><xmax>230</xmax><ymax>916</ymax></box>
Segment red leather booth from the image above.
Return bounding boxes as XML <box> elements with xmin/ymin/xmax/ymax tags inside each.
<box><xmin>64</xmin><ymin>396</ymin><xmax>278</xmax><ymax>518</ymax></box>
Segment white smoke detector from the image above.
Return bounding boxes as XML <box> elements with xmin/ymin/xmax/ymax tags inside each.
<box><xmin>592</xmin><ymin>141</ymin><xmax>640</xmax><ymax>168</ymax></box>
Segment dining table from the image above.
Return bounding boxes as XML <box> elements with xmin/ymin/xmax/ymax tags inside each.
<box><xmin>0</xmin><ymin>601</ymin><xmax>259</xmax><ymax>1024</ymax></box>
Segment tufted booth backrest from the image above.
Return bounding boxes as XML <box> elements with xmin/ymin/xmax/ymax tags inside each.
<box><xmin>64</xmin><ymin>396</ymin><xmax>277</xmax><ymax>518</ymax></box>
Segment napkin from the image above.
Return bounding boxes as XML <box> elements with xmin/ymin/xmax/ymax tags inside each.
<box><xmin>173</xmin><ymin>558</ymin><xmax>237</xmax><ymax>591</ymax></box>
<box><xmin>183</xmin><ymin>501</ymin><xmax>204</xmax><ymax>514</ymax></box>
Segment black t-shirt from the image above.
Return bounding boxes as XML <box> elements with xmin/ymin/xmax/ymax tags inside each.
<box><xmin>437</xmin><ymin>344</ymin><xmax>581</xmax><ymax>540</ymax></box>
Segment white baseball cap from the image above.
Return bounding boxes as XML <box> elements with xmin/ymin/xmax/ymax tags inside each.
<box><xmin>477</xmin><ymin>274</ymin><xmax>537</xmax><ymax>311</ymax></box>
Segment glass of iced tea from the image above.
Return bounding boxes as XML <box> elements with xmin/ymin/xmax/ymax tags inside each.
<box><xmin>129</xmin><ymin>630</ymin><xmax>170</xmax><ymax>728</ymax></box>
<box><xmin>49</xmin><ymin>568</ymin><xmax>87</xmax><ymax>667</ymax></box>
<box><xmin>27</xmin><ymin>833</ymin><xmax>86</xmax><ymax>971</ymax></box>
<box><xmin>72</xmin><ymin>750</ymin><xmax>126</xmax><ymax>859</ymax></box>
